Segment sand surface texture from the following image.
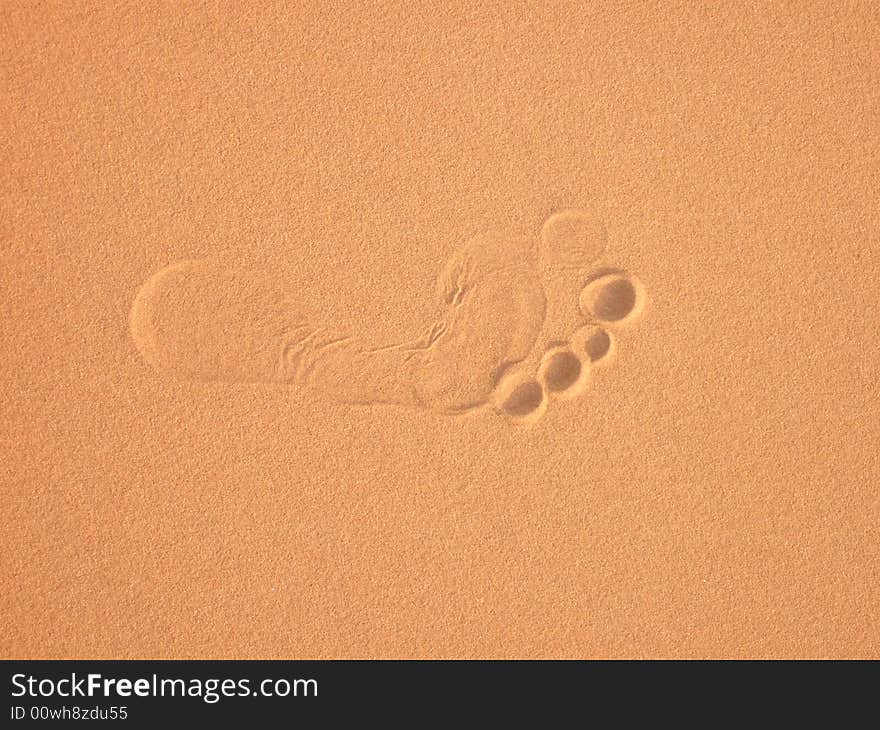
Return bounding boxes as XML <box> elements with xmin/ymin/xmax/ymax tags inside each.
<box><xmin>2</xmin><ymin>2</ymin><xmax>878</xmax><ymax>658</ymax></box>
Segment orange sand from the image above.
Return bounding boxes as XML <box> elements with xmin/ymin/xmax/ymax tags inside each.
<box><xmin>2</xmin><ymin>1</ymin><xmax>878</xmax><ymax>659</ymax></box>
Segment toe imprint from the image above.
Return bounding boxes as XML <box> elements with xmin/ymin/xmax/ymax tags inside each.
<box><xmin>537</xmin><ymin>346</ymin><xmax>590</xmax><ymax>399</ymax></box>
<box><xmin>570</xmin><ymin>324</ymin><xmax>616</xmax><ymax>366</ymax></box>
<box><xmin>539</xmin><ymin>208</ymin><xmax>607</xmax><ymax>273</ymax></box>
<box><xmin>578</xmin><ymin>270</ymin><xmax>646</xmax><ymax>324</ymax></box>
<box><xmin>493</xmin><ymin>371</ymin><xmax>547</xmax><ymax>424</ymax></box>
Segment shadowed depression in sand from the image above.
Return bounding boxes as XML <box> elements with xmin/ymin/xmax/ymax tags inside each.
<box><xmin>131</xmin><ymin>210</ymin><xmax>647</xmax><ymax>422</ymax></box>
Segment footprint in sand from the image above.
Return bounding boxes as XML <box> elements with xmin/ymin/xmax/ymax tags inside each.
<box><xmin>129</xmin><ymin>209</ymin><xmax>646</xmax><ymax>423</ymax></box>
<box><xmin>489</xmin><ymin>211</ymin><xmax>647</xmax><ymax>423</ymax></box>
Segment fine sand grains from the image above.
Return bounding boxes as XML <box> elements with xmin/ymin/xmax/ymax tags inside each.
<box><xmin>4</xmin><ymin>2</ymin><xmax>879</xmax><ymax>661</ymax></box>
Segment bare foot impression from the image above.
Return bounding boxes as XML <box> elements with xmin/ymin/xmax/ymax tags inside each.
<box><xmin>130</xmin><ymin>209</ymin><xmax>646</xmax><ymax>423</ymax></box>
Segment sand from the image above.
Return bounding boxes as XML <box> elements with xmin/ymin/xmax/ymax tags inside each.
<box><xmin>2</xmin><ymin>2</ymin><xmax>878</xmax><ymax>659</ymax></box>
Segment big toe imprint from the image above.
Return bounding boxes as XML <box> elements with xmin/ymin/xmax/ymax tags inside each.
<box><xmin>130</xmin><ymin>233</ymin><xmax>547</xmax><ymax>414</ymax></box>
<box><xmin>578</xmin><ymin>268</ymin><xmax>646</xmax><ymax>325</ymax></box>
